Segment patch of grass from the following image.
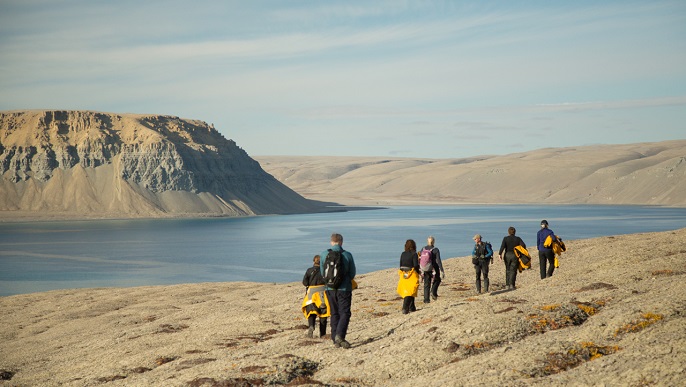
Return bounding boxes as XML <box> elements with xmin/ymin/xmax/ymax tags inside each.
<box><xmin>573</xmin><ymin>283</ymin><xmax>618</xmax><ymax>292</ymax></box>
<box><xmin>524</xmin><ymin>342</ymin><xmax>620</xmax><ymax>377</ymax></box>
<box><xmin>157</xmin><ymin>323</ymin><xmax>189</xmax><ymax>333</ymax></box>
<box><xmin>527</xmin><ymin>305</ymin><xmax>589</xmax><ymax>333</ymax></box>
<box><xmin>463</xmin><ymin>341</ymin><xmax>494</xmax><ymax>356</ymax></box>
<box><xmin>335</xmin><ymin>377</ymin><xmax>363</xmax><ymax>384</ymax></box>
<box><xmin>651</xmin><ymin>270</ymin><xmax>677</xmax><ymax>276</ymax></box>
<box><xmin>241</xmin><ymin>365</ymin><xmax>268</xmax><ymax>373</ymax></box>
<box><xmin>614</xmin><ymin>313</ymin><xmax>664</xmax><ymax>338</ymax></box>
<box><xmin>155</xmin><ymin>356</ymin><xmax>178</xmax><ymax>366</ymax></box>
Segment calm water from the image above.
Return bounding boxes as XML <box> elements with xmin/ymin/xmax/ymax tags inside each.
<box><xmin>1</xmin><ymin>205</ymin><xmax>685</xmax><ymax>296</ymax></box>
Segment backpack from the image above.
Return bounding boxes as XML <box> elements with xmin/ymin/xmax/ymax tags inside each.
<box><xmin>323</xmin><ymin>249</ymin><xmax>345</xmax><ymax>289</ymax></box>
<box><xmin>419</xmin><ymin>247</ymin><xmax>434</xmax><ymax>272</ymax></box>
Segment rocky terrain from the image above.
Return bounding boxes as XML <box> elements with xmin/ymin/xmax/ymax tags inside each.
<box><xmin>257</xmin><ymin>140</ymin><xmax>686</xmax><ymax>207</ymax></box>
<box><xmin>1</xmin><ymin>227</ymin><xmax>685</xmax><ymax>386</ymax></box>
<box><xmin>0</xmin><ymin>110</ymin><xmax>328</xmax><ymax>219</ymax></box>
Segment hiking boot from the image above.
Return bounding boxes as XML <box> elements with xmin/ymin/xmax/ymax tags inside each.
<box><xmin>402</xmin><ymin>309</ymin><xmax>409</xmax><ymax>314</ymax></box>
<box><xmin>306</xmin><ymin>327</ymin><xmax>314</xmax><ymax>338</ymax></box>
<box><xmin>334</xmin><ymin>335</ymin><xmax>351</xmax><ymax>349</ymax></box>
<box><xmin>431</xmin><ymin>294</ymin><xmax>438</xmax><ymax>301</ymax></box>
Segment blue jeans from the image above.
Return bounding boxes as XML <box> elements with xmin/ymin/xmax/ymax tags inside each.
<box><xmin>326</xmin><ymin>290</ymin><xmax>352</xmax><ymax>342</ymax></box>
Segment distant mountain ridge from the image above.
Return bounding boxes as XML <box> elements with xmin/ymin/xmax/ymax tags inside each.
<box><xmin>0</xmin><ymin>110</ymin><xmax>326</xmax><ymax>218</ymax></box>
<box><xmin>257</xmin><ymin>140</ymin><xmax>686</xmax><ymax>207</ymax></box>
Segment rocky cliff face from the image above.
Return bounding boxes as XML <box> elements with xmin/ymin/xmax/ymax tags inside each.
<box><xmin>0</xmin><ymin>110</ymin><xmax>326</xmax><ymax>218</ymax></box>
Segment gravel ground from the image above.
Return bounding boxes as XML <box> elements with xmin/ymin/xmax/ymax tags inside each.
<box><xmin>2</xmin><ymin>227</ymin><xmax>685</xmax><ymax>386</ymax></box>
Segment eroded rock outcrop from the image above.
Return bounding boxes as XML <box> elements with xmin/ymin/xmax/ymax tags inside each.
<box><xmin>0</xmin><ymin>110</ymin><xmax>326</xmax><ymax>218</ymax></box>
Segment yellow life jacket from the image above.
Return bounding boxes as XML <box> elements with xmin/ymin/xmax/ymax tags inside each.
<box><xmin>302</xmin><ymin>284</ymin><xmax>331</xmax><ymax>318</ymax></box>
<box><xmin>544</xmin><ymin>235</ymin><xmax>553</xmax><ymax>248</ymax></box>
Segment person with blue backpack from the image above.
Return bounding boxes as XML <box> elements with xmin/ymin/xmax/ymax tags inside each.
<box><xmin>320</xmin><ymin>233</ymin><xmax>356</xmax><ymax>349</ymax></box>
<box><xmin>419</xmin><ymin>236</ymin><xmax>445</xmax><ymax>303</ymax></box>
<box><xmin>471</xmin><ymin>234</ymin><xmax>493</xmax><ymax>294</ymax></box>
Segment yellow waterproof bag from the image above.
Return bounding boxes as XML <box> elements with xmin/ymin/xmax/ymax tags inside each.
<box><xmin>397</xmin><ymin>268</ymin><xmax>419</xmax><ymax>298</ymax></box>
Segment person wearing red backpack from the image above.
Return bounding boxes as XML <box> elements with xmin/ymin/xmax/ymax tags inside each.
<box><xmin>419</xmin><ymin>236</ymin><xmax>445</xmax><ymax>303</ymax></box>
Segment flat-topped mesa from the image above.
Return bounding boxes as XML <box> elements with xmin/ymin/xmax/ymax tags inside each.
<box><xmin>0</xmin><ymin>110</ymin><xmax>325</xmax><ymax>217</ymax></box>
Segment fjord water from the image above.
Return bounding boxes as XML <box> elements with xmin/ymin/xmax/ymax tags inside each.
<box><xmin>1</xmin><ymin>205</ymin><xmax>685</xmax><ymax>296</ymax></box>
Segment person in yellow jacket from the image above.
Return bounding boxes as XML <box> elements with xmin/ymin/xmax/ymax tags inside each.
<box><xmin>397</xmin><ymin>239</ymin><xmax>420</xmax><ymax>314</ymax></box>
<box><xmin>302</xmin><ymin>255</ymin><xmax>330</xmax><ymax>338</ymax></box>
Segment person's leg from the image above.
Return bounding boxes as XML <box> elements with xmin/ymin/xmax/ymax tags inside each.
<box><xmin>402</xmin><ymin>296</ymin><xmax>411</xmax><ymax>314</ymax></box>
<box><xmin>483</xmin><ymin>260</ymin><xmax>490</xmax><ymax>292</ymax></box>
<box><xmin>423</xmin><ymin>273</ymin><xmax>431</xmax><ymax>303</ymax></box>
<box><xmin>505</xmin><ymin>253</ymin><xmax>517</xmax><ymax>289</ymax></box>
<box><xmin>307</xmin><ymin>314</ymin><xmax>316</xmax><ymax>337</ymax></box>
<box><xmin>431</xmin><ymin>274</ymin><xmax>441</xmax><ymax>299</ymax></box>
<box><xmin>409</xmin><ymin>296</ymin><xmax>416</xmax><ymax>312</ymax></box>
<box><xmin>546</xmin><ymin>251</ymin><xmax>555</xmax><ymax>277</ymax></box>
<box><xmin>326</xmin><ymin>290</ymin><xmax>339</xmax><ymax>344</ymax></box>
<box><xmin>319</xmin><ymin>317</ymin><xmax>327</xmax><ymax>338</ymax></box>
<box><xmin>475</xmin><ymin>263</ymin><xmax>482</xmax><ymax>293</ymax></box>
<box><xmin>334</xmin><ymin>291</ymin><xmax>353</xmax><ymax>348</ymax></box>
<box><xmin>539</xmin><ymin>251</ymin><xmax>547</xmax><ymax>279</ymax></box>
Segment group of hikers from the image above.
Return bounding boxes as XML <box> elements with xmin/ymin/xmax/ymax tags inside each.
<box><xmin>301</xmin><ymin>221</ymin><xmax>564</xmax><ymax>349</ymax></box>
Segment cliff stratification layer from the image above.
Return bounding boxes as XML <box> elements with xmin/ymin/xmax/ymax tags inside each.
<box><xmin>0</xmin><ymin>110</ymin><xmax>325</xmax><ymax>218</ymax></box>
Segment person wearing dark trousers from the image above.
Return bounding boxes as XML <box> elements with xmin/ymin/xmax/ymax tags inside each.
<box><xmin>320</xmin><ymin>233</ymin><xmax>356</xmax><ymax>349</ymax></box>
<box><xmin>472</xmin><ymin>234</ymin><xmax>493</xmax><ymax>294</ymax></box>
<box><xmin>302</xmin><ymin>255</ymin><xmax>328</xmax><ymax>338</ymax></box>
<box><xmin>498</xmin><ymin>227</ymin><xmax>526</xmax><ymax>290</ymax></box>
<box><xmin>537</xmin><ymin>220</ymin><xmax>557</xmax><ymax>279</ymax></box>
<box><xmin>420</xmin><ymin>236</ymin><xmax>445</xmax><ymax>303</ymax></box>
<box><xmin>399</xmin><ymin>239</ymin><xmax>419</xmax><ymax>314</ymax></box>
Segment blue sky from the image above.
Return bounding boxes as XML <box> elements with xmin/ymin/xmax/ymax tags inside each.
<box><xmin>1</xmin><ymin>1</ymin><xmax>685</xmax><ymax>158</ymax></box>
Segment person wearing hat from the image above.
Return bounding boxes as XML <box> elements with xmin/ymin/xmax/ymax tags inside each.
<box><xmin>471</xmin><ymin>234</ymin><xmax>493</xmax><ymax>294</ymax></box>
<box><xmin>537</xmin><ymin>220</ymin><xmax>557</xmax><ymax>279</ymax></box>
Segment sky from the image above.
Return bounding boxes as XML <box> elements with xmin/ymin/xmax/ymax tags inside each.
<box><xmin>1</xmin><ymin>1</ymin><xmax>685</xmax><ymax>159</ymax></box>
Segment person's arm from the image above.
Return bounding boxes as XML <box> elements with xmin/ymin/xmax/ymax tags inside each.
<box><xmin>485</xmin><ymin>243</ymin><xmax>493</xmax><ymax>258</ymax></box>
<box><xmin>412</xmin><ymin>252</ymin><xmax>420</xmax><ymax>272</ymax></box>
<box><xmin>348</xmin><ymin>252</ymin><xmax>356</xmax><ymax>279</ymax></box>
<box><xmin>434</xmin><ymin>248</ymin><xmax>445</xmax><ymax>277</ymax></box>
<box><xmin>303</xmin><ymin>268</ymin><xmax>310</xmax><ymax>287</ymax></box>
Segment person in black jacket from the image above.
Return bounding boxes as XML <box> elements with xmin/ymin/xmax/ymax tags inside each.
<box><xmin>399</xmin><ymin>239</ymin><xmax>420</xmax><ymax>314</ymax></box>
<box><xmin>498</xmin><ymin>227</ymin><xmax>526</xmax><ymax>290</ymax></box>
<box><xmin>302</xmin><ymin>255</ymin><xmax>328</xmax><ymax>338</ymax></box>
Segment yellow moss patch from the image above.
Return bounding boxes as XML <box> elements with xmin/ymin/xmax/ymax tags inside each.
<box><xmin>614</xmin><ymin>313</ymin><xmax>664</xmax><ymax>337</ymax></box>
<box><xmin>524</xmin><ymin>342</ymin><xmax>620</xmax><ymax>377</ymax></box>
<box><xmin>538</xmin><ymin>304</ymin><xmax>561</xmax><ymax>311</ymax></box>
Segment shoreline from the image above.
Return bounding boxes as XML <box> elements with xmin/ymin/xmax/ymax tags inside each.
<box><xmin>1</xmin><ymin>201</ymin><xmax>683</xmax><ymax>223</ymax></box>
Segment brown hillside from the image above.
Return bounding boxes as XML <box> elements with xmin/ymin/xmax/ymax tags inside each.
<box><xmin>257</xmin><ymin>140</ymin><xmax>686</xmax><ymax>207</ymax></box>
<box><xmin>0</xmin><ymin>110</ymin><xmax>327</xmax><ymax>219</ymax></box>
